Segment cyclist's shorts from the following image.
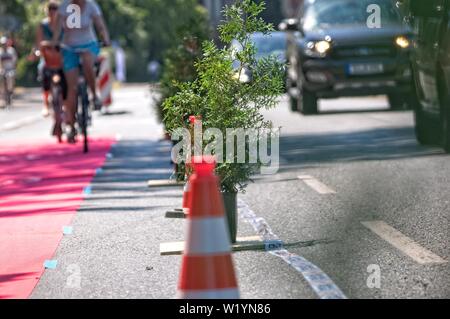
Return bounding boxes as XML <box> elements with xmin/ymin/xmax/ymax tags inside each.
<box><xmin>61</xmin><ymin>42</ymin><xmax>100</xmax><ymax>71</ymax></box>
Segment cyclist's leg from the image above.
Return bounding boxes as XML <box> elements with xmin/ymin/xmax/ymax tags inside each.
<box><xmin>42</xmin><ymin>68</ymin><xmax>51</xmax><ymax>116</ymax></box>
<box><xmin>80</xmin><ymin>51</ymin><xmax>98</xmax><ymax>102</ymax></box>
<box><xmin>59</xmin><ymin>69</ymin><xmax>68</xmax><ymax>103</ymax></box>
<box><xmin>62</xmin><ymin>46</ymin><xmax>81</xmax><ymax>129</ymax></box>
<box><xmin>6</xmin><ymin>71</ymin><xmax>15</xmax><ymax>93</ymax></box>
<box><xmin>80</xmin><ymin>42</ymin><xmax>101</xmax><ymax>109</ymax></box>
<box><xmin>64</xmin><ymin>68</ymin><xmax>78</xmax><ymax>127</ymax></box>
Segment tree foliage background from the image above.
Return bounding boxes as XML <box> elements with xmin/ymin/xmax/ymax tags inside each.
<box><xmin>0</xmin><ymin>0</ymin><xmax>210</xmax><ymax>85</ymax></box>
<box><xmin>1</xmin><ymin>0</ymin><xmax>284</xmax><ymax>85</ymax></box>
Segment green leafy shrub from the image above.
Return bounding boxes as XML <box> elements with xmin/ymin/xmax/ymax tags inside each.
<box><xmin>163</xmin><ymin>0</ymin><xmax>284</xmax><ymax>193</ymax></box>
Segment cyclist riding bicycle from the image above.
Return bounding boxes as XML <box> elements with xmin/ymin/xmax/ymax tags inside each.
<box><xmin>52</xmin><ymin>0</ymin><xmax>110</xmax><ymax>143</ymax></box>
<box><xmin>0</xmin><ymin>36</ymin><xmax>17</xmax><ymax>108</ymax></box>
<box><xmin>31</xmin><ymin>1</ymin><xmax>67</xmax><ymax>119</ymax></box>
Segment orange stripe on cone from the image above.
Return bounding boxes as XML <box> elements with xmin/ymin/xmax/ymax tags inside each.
<box><xmin>178</xmin><ymin>156</ymin><xmax>239</xmax><ymax>299</ymax></box>
<box><xmin>182</xmin><ymin>181</ymin><xmax>190</xmax><ymax>214</ymax></box>
<box><xmin>179</xmin><ymin>254</ymin><xmax>237</xmax><ymax>290</ymax></box>
<box><xmin>99</xmin><ymin>72</ymin><xmax>110</xmax><ymax>88</ymax></box>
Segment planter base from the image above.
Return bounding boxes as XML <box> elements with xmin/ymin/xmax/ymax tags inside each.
<box><xmin>222</xmin><ymin>192</ymin><xmax>238</xmax><ymax>244</ymax></box>
<box><xmin>160</xmin><ymin>236</ymin><xmax>264</xmax><ymax>256</ymax></box>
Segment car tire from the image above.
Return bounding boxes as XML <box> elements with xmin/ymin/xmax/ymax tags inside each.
<box><xmin>442</xmin><ymin>107</ymin><xmax>450</xmax><ymax>153</ymax></box>
<box><xmin>388</xmin><ymin>93</ymin><xmax>406</xmax><ymax>110</ymax></box>
<box><xmin>414</xmin><ymin>104</ymin><xmax>436</xmax><ymax>145</ymax></box>
<box><xmin>289</xmin><ymin>94</ymin><xmax>298</xmax><ymax>112</ymax></box>
<box><xmin>299</xmin><ymin>88</ymin><xmax>318</xmax><ymax>115</ymax></box>
<box><xmin>438</xmin><ymin>75</ymin><xmax>450</xmax><ymax>153</ymax></box>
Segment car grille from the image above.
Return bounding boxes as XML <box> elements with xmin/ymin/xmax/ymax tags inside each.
<box><xmin>333</xmin><ymin>45</ymin><xmax>395</xmax><ymax>59</ymax></box>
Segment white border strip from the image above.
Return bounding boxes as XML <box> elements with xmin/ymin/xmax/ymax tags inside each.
<box><xmin>238</xmin><ymin>200</ymin><xmax>347</xmax><ymax>299</ymax></box>
<box><xmin>362</xmin><ymin>221</ymin><xmax>447</xmax><ymax>265</ymax></box>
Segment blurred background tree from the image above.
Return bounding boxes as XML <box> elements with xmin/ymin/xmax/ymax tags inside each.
<box><xmin>0</xmin><ymin>0</ymin><xmax>212</xmax><ymax>85</ymax></box>
<box><xmin>0</xmin><ymin>0</ymin><xmax>284</xmax><ymax>86</ymax></box>
<box><xmin>157</xmin><ymin>5</ymin><xmax>209</xmax><ymax>123</ymax></box>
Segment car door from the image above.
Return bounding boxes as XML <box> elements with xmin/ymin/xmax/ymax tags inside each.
<box><xmin>411</xmin><ymin>0</ymin><xmax>446</xmax><ymax>113</ymax></box>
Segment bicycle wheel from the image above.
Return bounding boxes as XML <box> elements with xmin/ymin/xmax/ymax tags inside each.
<box><xmin>78</xmin><ymin>84</ymin><xmax>90</xmax><ymax>153</ymax></box>
<box><xmin>51</xmin><ymin>84</ymin><xmax>63</xmax><ymax>143</ymax></box>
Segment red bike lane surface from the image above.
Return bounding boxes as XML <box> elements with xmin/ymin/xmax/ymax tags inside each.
<box><xmin>0</xmin><ymin>138</ymin><xmax>115</xmax><ymax>299</ymax></box>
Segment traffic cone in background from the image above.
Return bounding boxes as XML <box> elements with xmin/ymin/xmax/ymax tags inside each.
<box><xmin>178</xmin><ymin>156</ymin><xmax>239</xmax><ymax>299</ymax></box>
<box><xmin>182</xmin><ymin>179</ymin><xmax>191</xmax><ymax>216</ymax></box>
<box><xmin>97</xmin><ymin>55</ymin><xmax>113</xmax><ymax>108</ymax></box>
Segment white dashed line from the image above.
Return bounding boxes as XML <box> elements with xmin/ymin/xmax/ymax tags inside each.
<box><xmin>298</xmin><ymin>175</ymin><xmax>337</xmax><ymax>194</ymax></box>
<box><xmin>362</xmin><ymin>221</ymin><xmax>447</xmax><ymax>265</ymax></box>
<box><xmin>1</xmin><ymin>115</ymin><xmax>42</xmax><ymax>132</ymax></box>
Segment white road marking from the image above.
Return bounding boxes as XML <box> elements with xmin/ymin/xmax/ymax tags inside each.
<box><xmin>1</xmin><ymin>115</ymin><xmax>42</xmax><ymax>132</ymax></box>
<box><xmin>362</xmin><ymin>221</ymin><xmax>447</xmax><ymax>265</ymax></box>
<box><xmin>238</xmin><ymin>200</ymin><xmax>347</xmax><ymax>299</ymax></box>
<box><xmin>298</xmin><ymin>175</ymin><xmax>337</xmax><ymax>194</ymax></box>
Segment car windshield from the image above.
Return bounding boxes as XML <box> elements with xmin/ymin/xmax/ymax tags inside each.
<box><xmin>251</xmin><ymin>32</ymin><xmax>286</xmax><ymax>59</ymax></box>
<box><xmin>231</xmin><ymin>32</ymin><xmax>286</xmax><ymax>62</ymax></box>
<box><xmin>303</xmin><ymin>0</ymin><xmax>402</xmax><ymax>31</ymax></box>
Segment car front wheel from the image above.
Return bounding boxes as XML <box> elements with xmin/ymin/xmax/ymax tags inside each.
<box><xmin>289</xmin><ymin>94</ymin><xmax>298</xmax><ymax>112</ymax></box>
<box><xmin>388</xmin><ymin>93</ymin><xmax>406</xmax><ymax>110</ymax></box>
<box><xmin>299</xmin><ymin>87</ymin><xmax>318</xmax><ymax>115</ymax></box>
<box><xmin>414</xmin><ymin>104</ymin><xmax>436</xmax><ymax>145</ymax></box>
<box><xmin>439</xmin><ymin>77</ymin><xmax>450</xmax><ymax>153</ymax></box>
<box><xmin>442</xmin><ymin>107</ymin><xmax>450</xmax><ymax>153</ymax></box>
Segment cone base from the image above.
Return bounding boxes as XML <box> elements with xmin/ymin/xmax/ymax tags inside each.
<box><xmin>147</xmin><ymin>179</ymin><xmax>184</xmax><ymax>187</ymax></box>
<box><xmin>178</xmin><ymin>288</ymin><xmax>239</xmax><ymax>299</ymax></box>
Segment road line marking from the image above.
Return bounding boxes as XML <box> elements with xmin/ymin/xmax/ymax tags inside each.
<box><xmin>361</xmin><ymin>221</ymin><xmax>447</xmax><ymax>265</ymax></box>
<box><xmin>1</xmin><ymin>115</ymin><xmax>42</xmax><ymax>132</ymax></box>
<box><xmin>63</xmin><ymin>226</ymin><xmax>73</xmax><ymax>235</ymax></box>
<box><xmin>43</xmin><ymin>260</ymin><xmax>58</xmax><ymax>269</ymax></box>
<box><xmin>238</xmin><ymin>200</ymin><xmax>347</xmax><ymax>299</ymax></box>
<box><xmin>298</xmin><ymin>175</ymin><xmax>336</xmax><ymax>194</ymax></box>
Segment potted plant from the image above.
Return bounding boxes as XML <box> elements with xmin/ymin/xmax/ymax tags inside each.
<box><xmin>163</xmin><ymin>0</ymin><xmax>284</xmax><ymax>242</ymax></box>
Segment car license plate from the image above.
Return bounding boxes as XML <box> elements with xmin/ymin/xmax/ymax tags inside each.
<box><xmin>348</xmin><ymin>63</ymin><xmax>384</xmax><ymax>75</ymax></box>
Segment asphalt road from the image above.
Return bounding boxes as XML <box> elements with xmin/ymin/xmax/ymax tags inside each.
<box><xmin>1</xmin><ymin>85</ymin><xmax>448</xmax><ymax>299</ymax></box>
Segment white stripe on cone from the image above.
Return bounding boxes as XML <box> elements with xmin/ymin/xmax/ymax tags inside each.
<box><xmin>178</xmin><ymin>288</ymin><xmax>240</xmax><ymax>299</ymax></box>
<box><xmin>100</xmin><ymin>79</ymin><xmax>113</xmax><ymax>101</ymax></box>
<box><xmin>185</xmin><ymin>217</ymin><xmax>231</xmax><ymax>255</ymax></box>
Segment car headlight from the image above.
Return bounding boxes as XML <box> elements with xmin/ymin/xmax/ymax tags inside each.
<box><xmin>233</xmin><ymin>68</ymin><xmax>252</xmax><ymax>84</ymax></box>
<box><xmin>305</xmin><ymin>40</ymin><xmax>332</xmax><ymax>58</ymax></box>
<box><xmin>395</xmin><ymin>36</ymin><xmax>410</xmax><ymax>49</ymax></box>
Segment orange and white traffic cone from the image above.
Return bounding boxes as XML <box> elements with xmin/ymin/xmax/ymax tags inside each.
<box><xmin>181</xmin><ymin>180</ymin><xmax>191</xmax><ymax>215</ymax></box>
<box><xmin>97</xmin><ymin>54</ymin><xmax>113</xmax><ymax>108</ymax></box>
<box><xmin>165</xmin><ymin>172</ymin><xmax>191</xmax><ymax>218</ymax></box>
<box><xmin>178</xmin><ymin>156</ymin><xmax>239</xmax><ymax>299</ymax></box>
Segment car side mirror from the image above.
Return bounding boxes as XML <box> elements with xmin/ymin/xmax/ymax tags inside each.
<box><xmin>278</xmin><ymin>19</ymin><xmax>299</xmax><ymax>32</ymax></box>
<box><xmin>410</xmin><ymin>0</ymin><xmax>445</xmax><ymax>17</ymax></box>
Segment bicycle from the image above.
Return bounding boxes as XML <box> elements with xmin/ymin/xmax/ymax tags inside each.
<box><xmin>38</xmin><ymin>42</ymin><xmax>65</xmax><ymax>143</ymax></box>
<box><xmin>60</xmin><ymin>43</ymin><xmax>103</xmax><ymax>153</ymax></box>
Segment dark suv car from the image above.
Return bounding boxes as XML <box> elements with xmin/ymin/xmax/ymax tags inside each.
<box><xmin>280</xmin><ymin>0</ymin><xmax>415</xmax><ymax>114</ymax></box>
<box><xmin>403</xmin><ymin>0</ymin><xmax>450</xmax><ymax>153</ymax></box>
